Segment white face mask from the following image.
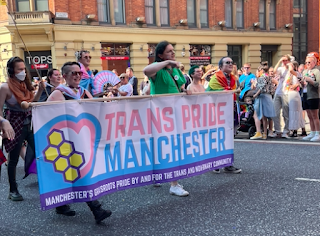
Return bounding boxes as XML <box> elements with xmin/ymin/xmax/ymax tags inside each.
<box><xmin>15</xmin><ymin>70</ymin><xmax>26</xmax><ymax>81</ymax></box>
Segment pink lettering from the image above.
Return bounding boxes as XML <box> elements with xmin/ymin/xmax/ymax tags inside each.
<box><xmin>162</xmin><ymin>107</ymin><xmax>174</xmax><ymax>132</ymax></box>
<box><xmin>181</xmin><ymin>105</ymin><xmax>190</xmax><ymax>130</ymax></box>
<box><xmin>217</xmin><ymin>102</ymin><xmax>226</xmax><ymax>125</ymax></box>
<box><xmin>191</xmin><ymin>104</ymin><xmax>201</xmax><ymax>128</ymax></box>
<box><xmin>105</xmin><ymin>113</ymin><xmax>115</xmax><ymax>141</ymax></box>
<box><xmin>115</xmin><ymin>112</ymin><xmax>126</xmax><ymax>138</ymax></box>
<box><xmin>209</xmin><ymin>103</ymin><xmax>216</xmax><ymax>126</ymax></box>
<box><xmin>128</xmin><ymin>110</ymin><xmax>145</xmax><ymax>136</ymax></box>
<box><xmin>147</xmin><ymin>108</ymin><xmax>162</xmax><ymax>134</ymax></box>
<box><xmin>202</xmin><ymin>103</ymin><xmax>207</xmax><ymax>127</ymax></box>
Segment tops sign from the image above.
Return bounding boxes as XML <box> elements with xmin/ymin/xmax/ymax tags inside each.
<box><xmin>24</xmin><ymin>51</ymin><xmax>52</xmax><ymax>71</ymax></box>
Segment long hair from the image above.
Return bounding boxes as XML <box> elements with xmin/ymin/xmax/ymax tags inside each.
<box><xmin>8</xmin><ymin>57</ymin><xmax>34</xmax><ymax>91</ymax></box>
<box><xmin>154</xmin><ymin>41</ymin><xmax>170</xmax><ymax>62</ymax></box>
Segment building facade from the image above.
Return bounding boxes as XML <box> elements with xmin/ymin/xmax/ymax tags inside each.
<box><xmin>0</xmin><ymin>0</ymin><xmax>293</xmax><ymax>82</ymax></box>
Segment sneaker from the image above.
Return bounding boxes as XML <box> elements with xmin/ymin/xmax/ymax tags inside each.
<box><xmin>268</xmin><ymin>132</ymin><xmax>277</xmax><ymax>138</ymax></box>
<box><xmin>250</xmin><ymin>132</ymin><xmax>262</xmax><ymax>140</ymax></box>
<box><xmin>282</xmin><ymin>133</ymin><xmax>289</xmax><ymax>139</ymax></box>
<box><xmin>212</xmin><ymin>169</ymin><xmax>221</xmax><ymax>174</ymax></box>
<box><xmin>311</xmin><ymin>134</ymin><xmax>320</xmax><ymax>142</ymax></box>
<box><xmin>303</xmin><ymin>133</ymin><xmax>315</xmax><ymax>140</ymax></box>
<box><xmin>169</xmin><ymin>185</ymin><xmax>189</xmax><ymax>197</ymax></box>
<box><xmin>153</xmin><ymin>183</ymin><xmax>162</xmax><ymax>187</ymax></box>
<box><xmin>8</xmin><ymin>191</ymin><xmax>23</xmax><ymax>201</ymax></box>
<box><xmin>56</xmin><ymin>205</ymin><xmax>76</xmax><ymax>216</ymax></box>
<box><xmin>299</xmin><ymin>131</ymin><xmax>307</xmax><ymax>137</ymax></box>
<box><xmin>223</xmin><ymin>166</ymin><xmax>242</xmax><ymax>174</ymax></box>
<box><xmin>289</xmin><ymin>131</ymin><xmax>298</xmax><ymax>138</ymax></box>
<box><xmin>262</xmin><ymin>133</ymin><xmax>267</xmax><ymax>140</ymax></box>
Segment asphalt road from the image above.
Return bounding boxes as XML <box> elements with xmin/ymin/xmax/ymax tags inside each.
<box><xmin>0</xmin><ymin>141</ymin><xmax>320</xmax><ymax>236</ymax></box>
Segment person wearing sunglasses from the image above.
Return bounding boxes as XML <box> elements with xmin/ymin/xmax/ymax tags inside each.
<box><xmin>113</xmin><ymin>73</ymin><xmax>133</xmax><ymax>97</ymax></box>
<box><xmin>272</xmin><ymin>54</ymin><xmax>291</xmax><ymax>138</ymax></box>
<box><xmin>239</xmin><ymin>63</ymin><xmax>256</xmax><ymax>100</ymax></box>
<box><xmin>207</xmin><ymin>57</ymin><xmax>242</xmax><ymax>174</ymax></box>
<box><xmin>47</xmin><ymin>61</ymin><xmax>112</xmax><ymax>224</ymax></box>
<box><xmin>301</xmin><ymin>55</ymin><xmax>320</xmax><ymax>141</ymax></box>
<box><xmin>76</xmin><ymin>50</ymin><xmax>95</xmax><ymax>94</ymax></box>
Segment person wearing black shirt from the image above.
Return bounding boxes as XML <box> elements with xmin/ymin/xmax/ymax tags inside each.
<box><xmin>126</xmin><ymin>67</ymin><xmax>138</xmax><ymax>95</ymax></box>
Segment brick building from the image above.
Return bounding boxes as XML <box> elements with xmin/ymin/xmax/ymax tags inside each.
<box><xmin>0</xmin><ymin>0</ymin><xmax>294</xmax><ymax>81</ymax></box>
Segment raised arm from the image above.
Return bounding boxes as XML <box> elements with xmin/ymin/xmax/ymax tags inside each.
<box><xmin>143</xmin><ymin>60</ymin><xmax>179</xmax><ymax>78</ymax></box>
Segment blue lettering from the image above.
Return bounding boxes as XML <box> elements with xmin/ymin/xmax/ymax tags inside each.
<box><xmin>218</xmin><ymin>127</ymin><xmax>226</xmax><ymax>152</ymax></box>
<box><xmin>157</xmin><ymin>136</ymin><xmax>170</xmax><ymax>164</ymax></box>
<box><xmin>104</xmin><ymin>141</ymin><xmax>121</xmax><ymax>172</ymax></box>
<box><xmin>191</xmin><ymin>131</ymin><xmax>200</xmax><ymax>157</ymax></box>
<box><xmin>209</xmin><ymin>128</ymin><xmax>217</xmax><ymax>155</ymax></box>
<box><xmin>199</xmin><ymin>129</ymin><xmax>208</xmax><ymax>155</ymax></box>
<box><xmin>124</xmin><ymin>139</ymin><xmax>139</xmax><ymax>169</ymax></box>
<box><xmin>182</xmin><ymin>132</ymin><xmax>192</xmax><ymax>160</ymax></box>
<box><xmin>170</xmin><ymin>134</ymin><xmax>181</xmax><ymax>162</ymax></box>
<box><xmin>140</xmin><ymin>138</ymin><xmax>154</xmax><ymax>166</ymax></box>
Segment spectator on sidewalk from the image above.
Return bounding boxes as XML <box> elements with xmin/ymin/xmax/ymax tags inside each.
<box><xmin>126</xmin><ymin>67</ymin><xmax>138</xmax><ymax>95</ymax></box>
<box><xmin>187</xmin><ymin>65</ymin><xmax>205</xmax><ymax>93</ymax></box>
<box><xmin>239</xmin><ymin>63</ymin><xmax>256</xmax><ymax>100</ymax></box>
<box><xmin>180</xmin><ymin>64</ymin><xmax>192</xmax><ymax>90</ymax></box>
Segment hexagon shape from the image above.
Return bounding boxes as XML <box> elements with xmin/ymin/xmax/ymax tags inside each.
<box><xmin>59</xmin><ymin>141</ymin><xmax>74</xmax><ymax>157</ymax></box>
<box><xmin>48</xmin><ymin>130</ymin><xmax>64</xmax><ymax>146</ymax></box>
<box><xmin>69</xmin><ymin>152</ymin><xmax>85</xmax><ymax>168</ymax></box>
<box><xmin>54</xmin><ymin>157</ymin><xmax>69</xmax><ymax>172</ymax></box>
<box><xmin>44</xmin><ymin>146</ymin><xmax>59</xmax><ymax>162</ymax></box>
<box><xmin>64</xmin><ymin>167</ymin><xmax>80</xmax><ymax>182</ymax></box>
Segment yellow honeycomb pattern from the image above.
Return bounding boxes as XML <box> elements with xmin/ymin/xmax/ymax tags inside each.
<box><xmin>43</xmin><ymin>129</ymin><xmax>85</xmax><ymax>183</ymax></box>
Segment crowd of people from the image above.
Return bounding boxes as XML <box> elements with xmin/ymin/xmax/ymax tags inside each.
<box><xmin>0</xmin><ymin>41</ymin><xmax>319</xmax><ymax>224</ymax></box>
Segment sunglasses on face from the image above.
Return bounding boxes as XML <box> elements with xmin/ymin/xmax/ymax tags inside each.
<box><xmin>84</xmin><ymin>56</ymin><xmax>92</xmax><ymax>59</ymax></box>
<box><xmin>225</xmin><ymin>61</ymin><xmax>233</xmax><ymax>65</ymax></box>
<box><xmin>305</xmin><ymin>61</ymin><xmax>312</xmax><ymax>64</ymax></box>
<box><xmin>120</xmin><ymin>76</ymin><xmax>126</xmax><ymax>79</ymax></box>
<box><xmin>70</xmin><ymin>71</ymin><xmax>83</xmax><ymax>76</ymax></box>
<box><xmin>244</xmin><ymin>67</ymin><xmax>250</xmax><ymax>69</ymax></box>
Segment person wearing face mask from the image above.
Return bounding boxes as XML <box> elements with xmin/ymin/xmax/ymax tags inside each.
<box><xmin>0</xmin><ymin>56</ymin><xmax>44</xmax><ymax>201</ymax></box>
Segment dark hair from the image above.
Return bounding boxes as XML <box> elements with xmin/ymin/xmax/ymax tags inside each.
<box><xmin>126</xmin><ymin>67</ymin><xmax>134</xmax><ymax>73</ymax></box>
<box><xmin>218</xmin><ymin>57</ymin><xmax>228</xmax><ymax>69</ymax></box>
<box><xmin>292</xmin><ymin>61</ymin><xmax>299</xmax><ymax>71</ymax></box>
<box><xmin>189</xmin><ymin>65</ymin><xmax>200</xmax><ymax>78</ymax></box>
<box><xmin>260</xmin><ymin>61</ymin><xmax>269</xmax><ymax>73</ymax></box>
<box><xmin>47</xmin><ymin>68</ymin><xmax>59</xmax><ymax>84</ymax></box>
<box><xmin>92</xmin><ymin>69</ymin><xmax>99</xmax><ymax>76</ymax></box>
<box><xmin>155</xmin><ymin>41</ymin><xmax>171</xmax><ymax>62</ymax></box>
<box><xmin>7</xmin><ymin>56</ymin><xmax>34</xmax><ymax>91</ymax></box>
<box><xmin>61</xmin><ymin>61</ymin><xmax>81</xmax><ymax>75</ymax></box>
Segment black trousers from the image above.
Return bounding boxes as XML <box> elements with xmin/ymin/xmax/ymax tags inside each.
<box><xmin>7</xmin><ymin>124</ymin><xmax>34</xmax><ymax>192</ymax></box>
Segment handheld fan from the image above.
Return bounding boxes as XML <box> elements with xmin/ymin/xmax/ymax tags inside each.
<box><xmin>92</xmin><ymin>70</ymin><xmax>121</xmax><ymax>95</ymax></box>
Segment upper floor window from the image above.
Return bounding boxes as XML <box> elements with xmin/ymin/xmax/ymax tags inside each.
<box><xmin>200</xmin><ymin>0</ymin><xmax>208</xmax><ymax>27</ymax></box>
<box><xmin>269</xmin><ymin>0</ymin><xmax>276</xmax><ymax>29</ymax></box>
<box><xmin>145</xmin><ymin>0</ymin><xmax>155</xmax><ymax>25</ymax></box>
<box><xmin>159</xmin><ymin>0</ymin><xmax>169</xmax><ymax>26</ymax></box>
<box><xmin>16</xmin><ymin>0</ymin><xmax>30</xmax><ymax>12</ymax></box>
<box><xmin>187</xmin><ymin>0</ymin><xmax>196</xmax><ymax>27</ymax></box>
<box><xmin>114</xmin><ymin>0</ymin><xmax>125</xmax><ymax>24</ymax></box>
<box><xmin>236</xmin><ymin>0</ymin><xmax>244</xmax><ymax>28</ymax></box>
<box><xmin>259</xmin><ymin>0</ymin><xmax>266</xmax><ymax>29</ymax></box>
<box><xmin>98</xmin><ymin>0</ymin><xmax>110</xmax><ymax>22</ymax></box>
<box><xmin>225</xmin><ymin>0</ymin><xmax>233</xmax><ymax>28</ymax></box>
<box><xmin>35</xmin><ymin>0</ymin><xmax>48</xmax><ymax>11</ymax></box>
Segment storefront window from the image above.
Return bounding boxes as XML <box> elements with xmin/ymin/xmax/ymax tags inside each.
<box><xmin>101</xmin><ymin>43</ymin><xmax>130</xmax><ymax>73</ymax></box>
<box><xmin>189</xmin><ymin>45</ymin><xmax>211</xmax><ymax>66</ymax></box>
<box><xmin>227</xmin><ymin>45</ymin><xmax>242</xmax><ymax>69</ymax></box>
<box><xmin>148</xmin><ymin>43</ymin><xmax>157</xmax><ymax>64</ymax></box>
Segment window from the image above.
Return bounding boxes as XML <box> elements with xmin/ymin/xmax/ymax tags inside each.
<box><xmin>35</xmin><ymin>0</ymin><xmax>48</xmax><ymax>11</ymax></box>
<box><xmin>259</xmin><ymin>0</ymin><xmax>266</xmax><ymax>29</ymax></box>
<box><xmin>227</xmin><ymin>45</ymin><xmax>242</xmax><ymax>69</ymax></box>
<box><xmin>159</xmin><ymin>0</ymin><xmax>169</xmax><ymax>26</ymax></box>
<box><xmin>187</xmin><ymin>0</ymin><xmax>196</xmax><ymax>27</ymax></box>
<box><xmin>114</xmin><ymin>0</ymin><xmax>125</xmax><ymax>24</ymax></box>
<box><xmin>269</xmin><ymin>0</ymin><xmax>276</xmax><ymax>29</ymax></box>
<box><xmin>200</xmin><ymin>0</ymin><xmax>208</xmax><ymax>27</ymax></box>
<box><xmin>189</xmin><ymin>45</ymin><xmax>211</xmax><ymax>66</ymax></box>
<box><xmin>145</xmin><ymin>0</ymin><xmax>155</xmax><ymax>25</ymax></box>
<box><xmin>16</xmin><ymin>0</ymin><xmax>30</xmax><ymax>12</ymax></box>
<box><xmin>236</xmin><ymin>0</ymin><xmax>244</xmax><ymax>28</ymax></box>
<box><xmin>225</xmin><ymin>0</ymin><xmax>232</xmax><ymax>28</ymax></box>
<box><xmin>98</xmin><ymin>0</ymin><xmax>110</xmax><ymax>22</ymax></box>
<box><xmin>261</xmin><ymin>45</ymin><xmax>278</xmax><ymax>67</ymax></box>
<box><xmin>293</xmin><ymin>0</ymin><xmax>300</xmax><ymax>8</ymax></box>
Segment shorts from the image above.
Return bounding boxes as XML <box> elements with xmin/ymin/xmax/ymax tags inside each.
<box><xmin>303</xmin><ymin>94</ymin><xmax>319</xmax><ymax>110</ymax></box>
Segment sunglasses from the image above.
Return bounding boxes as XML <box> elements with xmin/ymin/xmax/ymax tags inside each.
<box><xmin>70</xmin><ymin>71</ymin><xmax>83</xmax><ymax>76</ymax></box>
<box><xmin>305</xmin><ymin>61</ymin><xmax>312</xmax><ymax>64</ymax></box>
<box><xmin>244</xmin><ymin>67</ymin><xmax>250</xmax><ymax>69</ymax></box>
<box><xmin>225</xmin><ymin>61</ymin><xmax>233</xmax><ymax>65</ymax></box>
<box><xmin>120</xmin><ymin>76</ymin><xmax>126</xmax><ymax>79</ymax></box>
<box><xmin>84</xmin><ymin>56</ymin><xmax>92</xmax><ymax>59</ymax></box>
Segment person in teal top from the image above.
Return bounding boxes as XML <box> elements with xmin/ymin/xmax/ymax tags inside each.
<box><xmin>143</xmin><ymin>41</ymin><xmax>190</xmax><ymax>197</ymax></box>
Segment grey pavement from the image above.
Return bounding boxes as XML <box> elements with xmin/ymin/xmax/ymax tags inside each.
<box><xmin>1</xmin><ymin>141</ymin><xmax>320</xmax><ymax>236</ymax></box>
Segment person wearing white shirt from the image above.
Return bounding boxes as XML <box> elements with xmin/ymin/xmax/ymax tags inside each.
<box><xmin>115</xmin><ymin>73</ymin><xmax>133</xmax><ymax>97</ymax></box>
